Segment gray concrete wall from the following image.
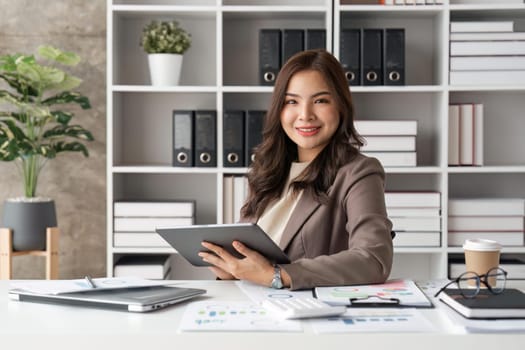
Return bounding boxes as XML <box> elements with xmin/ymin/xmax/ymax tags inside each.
<box><xmin>0</xmin><ymin>0</ymin><xmax>106</xmax><ymax>278</ymax></box>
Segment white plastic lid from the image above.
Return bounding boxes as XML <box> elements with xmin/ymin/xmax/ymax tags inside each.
<box><xmin>463</xmin><ymin>239</ymin><xmax>502</xmax><ymax>252</ymax></box>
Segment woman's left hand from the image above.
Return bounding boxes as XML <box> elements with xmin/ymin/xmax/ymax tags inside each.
<box><xmin>198</xmin><ymin>240</ymin><xmax>274</xmax><ymax>286</ymax></box>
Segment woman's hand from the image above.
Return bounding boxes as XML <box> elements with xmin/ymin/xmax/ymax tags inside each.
<box><xmin>198</xmin><ymin>240</ymin><xmax>274</xmax><ymax>286</ymax></box>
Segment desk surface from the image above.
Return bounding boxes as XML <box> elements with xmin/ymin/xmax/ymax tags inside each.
<box><xmin>2</xmin><ymin>280</ymin><xmax>525</xmax><ymax>350</ymax></box>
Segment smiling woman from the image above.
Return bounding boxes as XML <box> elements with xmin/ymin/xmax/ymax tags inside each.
<box><xmin>199</xmin><ymin>49</ymin><xmax>394</xmax><ymax>290</ymax></box>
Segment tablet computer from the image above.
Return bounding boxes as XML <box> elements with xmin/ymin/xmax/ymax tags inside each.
<box><xmin>156</xmin><ymin>223</ymin><xmax>290</xmax><ymax>266</ymax></box>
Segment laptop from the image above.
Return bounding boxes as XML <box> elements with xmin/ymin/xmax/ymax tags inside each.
<box><xmin>9</xmin><ymin>285</ymin><xmax>206</xmax><ymax>312</ymax></box>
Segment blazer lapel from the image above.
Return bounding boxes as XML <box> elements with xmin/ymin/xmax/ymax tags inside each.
<box><xmin>278</xmin><ymin>191</ymin><xmax>320</xmax><ymax>250</ymax></box>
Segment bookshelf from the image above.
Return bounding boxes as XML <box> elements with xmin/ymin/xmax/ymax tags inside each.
<box><xmin>107</xmin><ymin>0</ymin><xmax>525</xmax><ymax>280</ymax></box>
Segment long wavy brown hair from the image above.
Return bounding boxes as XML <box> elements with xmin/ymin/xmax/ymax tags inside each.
<box><xmin>242</xmin><ymin>49</ymin><xmax>363</xmax><ymax>219</ymax></box>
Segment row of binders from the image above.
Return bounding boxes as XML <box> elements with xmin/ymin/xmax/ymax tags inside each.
<box><xmin>341</xmin><ymin>0</ymin><xmax>443</xmax><ymax>4</ymax></box>
<box><xmin>340</xmin><ymin>28</ymin><xmax>405</xmax><ymax>86</ymax></box>
<box><xmin>449</xmin><ymin>21</ymin><xmax>525</xmax><ymax>86</ymax></box>
<box><xmin>173</xmin><ymin>110</ymin><xmax>266</xmax><ymax>168</ymax></box>
<box><xmin>259</xmin><ymin>28</ymin><xmax>326</xmax><ymax>85</ymax></box>
<box><xmin>385</xmin><ymin>192</ymin><xmax>441</xmax><ymax>247</ymax></box>
<box><xmin>113</xmin><ymin>201</ymin><xmax>195</xmax><ymax>249</ymax></box>
<box><xmin>356</xmin><ymin>120</ymin><xmax>417</xmax><ymax>167</ymax></box>
<box><xmin>448</xmin><ymin>103</ymin><xmax>483</xmax><ymax>166</ymax></box>
<box><xmin>448</xmin><ymin>198</ymin><xmax>525</xmax><ymax>247</ymax></box>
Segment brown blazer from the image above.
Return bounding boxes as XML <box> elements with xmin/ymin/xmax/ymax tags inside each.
<box><xmin>242</xmin><ymin>154</ymin><xmax>393</xmax><ymax>290</ymax></box>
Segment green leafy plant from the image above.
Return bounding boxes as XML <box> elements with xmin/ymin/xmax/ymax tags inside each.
<box><xmin>140</xmin><ymin>20</ymin><xmax>191</xmax><ymax>54</ymax></box>
<box><xmin>0</xmin><ymin>45</ymin><xmax>94</xmax><ymax>198</ymax></box>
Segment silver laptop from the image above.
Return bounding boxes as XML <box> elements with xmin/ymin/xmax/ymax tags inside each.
<box><xmin>9</xmin><ymin>285</ymin><xmax>206</xmax><ymax>312</ymax></box>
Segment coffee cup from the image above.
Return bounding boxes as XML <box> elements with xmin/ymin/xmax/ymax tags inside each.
<box><xmin>463</xmin><ymin>239</ymin><xmax>501</xmax><ymax>287</ymax></box>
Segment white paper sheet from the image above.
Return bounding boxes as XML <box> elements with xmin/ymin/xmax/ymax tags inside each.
<box><xmin>178</xmin><ymin>300</ymin><xmax>303</xmax><ymax>332</ymax></box>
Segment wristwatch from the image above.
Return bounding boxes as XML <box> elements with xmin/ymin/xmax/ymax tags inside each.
<box><xmin>271</xmin><ymin>264</ymin><xmax>284</xmax><ymax>289</ymax></box>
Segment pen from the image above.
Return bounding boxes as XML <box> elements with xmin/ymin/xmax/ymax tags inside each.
<box><xmin>85</xmin><ymin>275</ymin><xmax>97</xmax><ymax>289</ymax></box>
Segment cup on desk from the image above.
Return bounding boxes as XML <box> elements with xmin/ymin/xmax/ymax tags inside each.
<box><xmin>463</xmin><ymin>239</ymin><xmax>502</xmax><ymax>288</ymax></box>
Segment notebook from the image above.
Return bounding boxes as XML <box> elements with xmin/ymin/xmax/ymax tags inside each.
<box><xmin>9</xmin><ymin>285</ymin><xmax>206</xmax><ymax>312</ymax></box>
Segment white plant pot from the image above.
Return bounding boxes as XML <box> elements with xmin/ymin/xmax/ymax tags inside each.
<box><xmin>148</xmin><ymin>53</ymin><xmax>183</xmax><ymax>86</ymax></box>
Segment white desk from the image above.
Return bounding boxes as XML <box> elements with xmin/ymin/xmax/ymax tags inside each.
<box><xmin>1</xmin><ymin>280</ymin><xmax>525</xmax><ymax>350</ymax></box>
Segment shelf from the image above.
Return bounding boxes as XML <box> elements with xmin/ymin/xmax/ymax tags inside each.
<box><xmin>339</xmin><ymin>5</ymin><xmax>445</xmax><ymax>15</ymax></box>
<box><xmin>112</xmin><ymin>165</ymin><xmax>220</xmax><ymax>174</ymax></box>
<box><xmin>447</xmin><ymin>166</ymin><xmax>525</xmax><ymax>174</ymax></box>
<box><xmin>112</xmin><ymin>85</ymin><xmax>218</xmax><ymax>93</ymax></box>
<box><xmin>111</xmin><ymin>247</ymin><xmax>177</xmax><ymax>254</ymax></box>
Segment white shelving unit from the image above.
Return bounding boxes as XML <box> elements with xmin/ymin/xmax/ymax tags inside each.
<box><xmin>107</xmin><ymin>0</ymin><xmax>525</xmax><ymax>280</ymax></box>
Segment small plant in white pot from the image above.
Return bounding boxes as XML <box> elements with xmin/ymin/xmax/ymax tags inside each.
<box><xmin>141</xmin><ymin>20</ymin><xmax>192</xmax><ymax>86</ymax></box>
<box><xmin>0</xmin><ymin>45</ymin><xmax>94</xmax><ymax>251</ymax></box>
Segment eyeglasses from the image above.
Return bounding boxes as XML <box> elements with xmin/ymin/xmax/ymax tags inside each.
<box><xmin>434</xmin><ymin>267</ymin><xmax>507</xmax><ymax>299</ymax></box>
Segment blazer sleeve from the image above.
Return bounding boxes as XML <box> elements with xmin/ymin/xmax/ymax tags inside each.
<box><xmin>281</xmin><ymin>156</ymin><xmax>393</xmax><ymax>290</ymax></box>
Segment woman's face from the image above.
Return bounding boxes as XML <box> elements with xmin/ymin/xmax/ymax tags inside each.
<box><xmin>280</xmin><ymin>69</ymin><xmax>340</xmax><ymax>162</ymax></box>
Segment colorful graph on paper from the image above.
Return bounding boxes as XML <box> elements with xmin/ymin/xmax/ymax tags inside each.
<box><xmin>178</xmin><ymin>301</ymin><xmax>302</xmax><ymax>332</ymax></box>
<box><xmin>314</xmin><ymin>279</ymin><xmax>432</xmax><ymax>307</ymax></box>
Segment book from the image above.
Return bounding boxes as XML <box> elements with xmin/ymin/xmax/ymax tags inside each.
<box><xmin>450</xmin><ymin>41</ymin><xmax>525</xmax><ymax>56</ymax></box>
<box><xmin>448</xmin><ymin>105</ymin><xmax>460</xmax><ymax>165</ymax></box>
<box><xmin>474</xmin><ymin>103</ymin><xmax>483</xmax><ymax>166</ymax></box>
<box><xmin>450</xmin><ymin>56</ymin><xmax>525</xmax><ymax>71</ymax></box>
<box><xmin>385</xmin><ymin>191</ymin><xmax>441</xmax><ymax>208</ymax></box>
<box><xmin>114</xmin><ymin>217</ymin><xmax>194</xmax><ymax>232</ymax></box>
<box><xmin>114</xmin><ymin>201</ymin><xmax>195</xmax><ymax>217</ymax></box>
<box><xmin>438</xmin><ymin>288</ymin><xmax>525</xmax><ymax>319</ymax></box>
<box><xmin>449</xmin><ymin>257</ymin><xmax>525</xmax><ymax>280</ymax></box>
<box><xmin>361</xmin><ymin>136</ymin><xmax>416</xmax><ymax>151</ymax></box>
<box><xmin>363</xmin><ymin>151</ymin><xmax>416</xmax><ymax>167</ymax></box>
<box><xmin>387</xmin><ymin>207</ymin><xmax>441</xmax><ymax>217</ymax></box>
<box><xmin>459</xmin><ymin>104</ymin><xmax>474</xmax><ymax>165</ymax></box>
<box><xmin>393</xmin><ymin>232</ymin><xmax>441</xmax><ymax>247</ymax></box>
<box><xmin>450</xmin><ymin>21</ymin><xmax>514</xmax><ymax>33</ymax></box>
<box><xmin>450</xmin><ymin>32</ymin><xmax>525</xmax><ymax>41</ymax></box>
<box><xmin>390</xmin><ymin>216</ymin><xmax>441</xmax><ymax>231</ymax></box>
<box><xmin>354</xmin><ymin>120</ymin><xmax>417</xmax><ymax>135</ymax></box>
<box><xmin>223</xmin><ymin>175</ymin><xmax>234</xmax><ymax>224</ymax></box>
<box><xmin>448</xmin><ymin>216</ymin><xmax>524</xmax><ymax>231</ymax></box>
<box><xmin>448</xmin><ymin>198</ymin><xmax>525</xmax><ymax>216</ymax></box>
<box><xmin>113</xmin><ymin>255</ymin><xmax>171</xmax><ymax>280</ymax></box>
<box><xmin>113</xmin><ymin>232</ymin><xmax>172</xmax><ymax>248</ymax></box>
<box><xmin>450</xmin><ymin>70</ymin><xmax>525</xmax><ymax>85</ymax></box>
<box><xmin>447</xmin><ymin>231</ymin><xmax>524</xmax><ymax>247</ymax></box>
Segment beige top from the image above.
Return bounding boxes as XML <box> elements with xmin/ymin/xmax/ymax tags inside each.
<box><xmin>257</xmin><ymin>162</ymin><xmax>310</xmax><ymax>245</ymax></box>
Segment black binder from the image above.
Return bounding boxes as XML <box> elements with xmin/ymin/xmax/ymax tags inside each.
<box><xmin>282</xmin><ymin>29</ymin><xmax>304</xmax><ymax>65</ymax></box>
<box><xmin>384</xmin><ymin>28</ymin><xmax>405</xmax><ymax>86</ymax></box>
<box><xmin>340</xmin><ymin>29</ymin><xmax>361</xmax><ymax>86</ymax></box>
<box><xmin>194</xmin><ymin>110</ymin><xmax>217</xmax><ymax>167</ymax></box>
<box><xmin>305</xmin><ymin>29</ymin><xmax>326</xmax><ymax>50</ymax></box>
<box><xmin>172</xmin><ymin>110</ymin><xmax>194</xmax><ymax>167</ymax></box>
<box><xmin>362</xmin><ymin>28</ymin><xmax>383</xmax><ymax>86</ymax></box>
<box><xmin>245</xmin><ymin>110</ymin><xmax>265</xmax><ymax>166</ymax></box>
<box><xmin>223</xmin><ymin>110</ymin><xmax>245</xmax><ymax>168</ymax></box>
<box><xmin>259</xmin><ymin>29</ymin><xmax>281</xmax><ymax>86</ymax></box>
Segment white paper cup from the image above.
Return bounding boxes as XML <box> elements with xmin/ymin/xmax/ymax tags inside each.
<box><xmin>463</xmin><ymin>239</ymin><xmax>501</xmax><ymax>287</ymax></box>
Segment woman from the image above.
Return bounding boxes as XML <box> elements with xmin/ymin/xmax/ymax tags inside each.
<box><xmin>199</xmin><ymin>49</ymin><xmax>393</xmax><ymax>290</ymax></box>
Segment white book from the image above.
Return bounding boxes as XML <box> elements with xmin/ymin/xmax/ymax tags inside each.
<box><xmin>387</xmin><ymin>207</ymin><xmax>441</xmax><ymax>217</ymax></box>
<box><xmin>450</xmin><ymin>41</ymin><xmax>525</xmax><ymax>56</ymax></box>
<box><xmin>114</xmin><ymin>217</ymin><xmax>194</xmax><ymax>232</ymax></box>
<box><xmin>361</xmin><ymin>136</ymin><xmax>416</xmax><ymax>152</ymax></box>
<box><xmin>452</xmin><ymin>0</ymin><xmax>523</xmax><ymax>4</ymax></box>
<box><xmin>473</xmin><ymin>103</ymin><xmax>483</xmax><ymax>166</ymax></box>
<box><xmin>459</xmin><ymin>104</ymin><xmax>474</xmax><ymax>165</ymax></box>
<box><xmin>450</xmin><ymin>56</ymin><xmax>525</xmax><ymax>71</ymax></box>
<box><xmin>448</xmin><ymin>231</ymin><xmax>524</xmax><ymax>247</ymax></box>
<box><xmin>448</xmin><ymin>216</ymin><xmax>524</xmax><ymax>231</ymax></box>
<box><xmin>385</xmin><ymin>192</ymin><xmax>441</xmax><ymax>208</ymax></box>
<box><xmin>448</xmin><ymin>198</ymin><xmax>525</xmax><ymax>216</ymax></box>
<box><xmin>415</xmin><ymin>0</ymin><xmax>425</xmax><ymax>4</ymax></box>
<box><xmin>233</xmin><ymin>176</ymin><xmax>247</xmax><ymax>223</ymax></box>
<box><xmin>363</xmin><ymin>151</ymin><xmax>417</xmax><ymax>167</ymax></box>
<box><xmin>114</xmin><ymin>255</ymin><xmax>171</xmax><ymax>280</ymax></box>
<box><xmin>114</xmin><ymin>201</ymin><xmax>195</xmax><ymax>217</ymax></box>
<box><xmin>448</xmin><ymin>105</ymin><xmax>460</xmax><ymax>166</ymax></box>
<box><xmin>450</xmin><ymin>21</ymin><xmax>514</xmax><ymax>33</ymax></box>
<box><xmin>450</xmin><ymin>70</ymin><xmax>525</xmax><ymax>85</ymax></box>
<box><xmin>113</xmin><ymin>232</ymin><xmax>172</xmax><ymax>248</ymax></box>
<box><xmin>393</xmin><ymin>232</ymin><xmax>441</xmax><ymax>247</ymax></box>
<box><xmin>450</xmin><ymin>32</ymin><xmax>525</xmax><ymax>42</ymax></box>
<box><xmin>391</xmin><ymin>216</ymin><xmax>441</xmax><ymax>231</ymax></box>
<box><xmin>354</xmin><ymin>120</ymin><xmax>417</xmax><ymax>136</ymax></box>
<box><xmin>223</xmin><ymin>176</ymin><xmax>234</xmax><ymax>224</ymax></box>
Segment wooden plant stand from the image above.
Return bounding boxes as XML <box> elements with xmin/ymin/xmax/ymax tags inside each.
<box><xmin>0</xmin><ymin>227</ymin><xmax>59</xmax><ymax>280</ymax></box>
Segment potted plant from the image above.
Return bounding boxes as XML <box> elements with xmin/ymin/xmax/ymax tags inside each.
<box><xmin>0</xmin><ymin>45</ymin><xmax>94</xmax><ymax>251</ymax></box>
<box><xmin>140</xmin><ymin>20</ymin><xmax>192</xmax><ymax>86</ymax></box>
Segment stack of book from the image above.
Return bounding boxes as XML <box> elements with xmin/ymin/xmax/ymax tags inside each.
<box><xmin>113</xmin><ymin>254</ymin><xmax>172</xmax><ymax>280</ymax></box>
<box><xmin>385</xmin><ymin>191</ymin><xmax>441</xmax><ymax>247</ymax></box>
<box><xmin>223</xmin><ymin>175</ymin><xmax>248</xmax><ymax>224</ymax></box>
<box><xmin>113</xmin><ymin>201</ymin><xmax>195</xmax><ymax>248</ymax></box>
<box><xmin>448</xmin><ymin>255</ymin><xmax>525</xmax><ymax>280</ymax></box>
<box><xmin>449</xmin><ymin>20</ymin><xmax>525</xmax><ymax>86</ymax></box>
<box><xmin>448</xmin><ymin>103</ymin><xmax>483</xmax><ymax>166</ymax></box>
<box><xmin>340</xmin><ymin>1</ymin><xmax>444</xmax><ymax>7</ymax></box>
<box><xmin>448</xmin><ymin>198</ymin><xmax>525</xmax><ymax>247</ymax></box>
<box><xmin>355</xmin><ymin>120</ymin><xmax>417</xmax><ymax>167</ymax></box>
